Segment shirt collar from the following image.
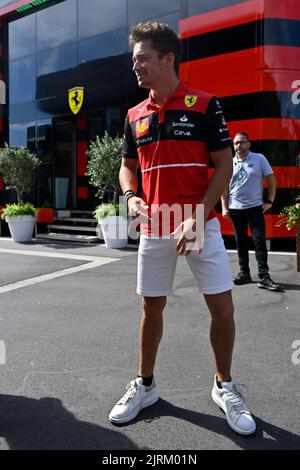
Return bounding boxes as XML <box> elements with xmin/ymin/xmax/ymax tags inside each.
<box><xmin>235</xmin><ymin>151</ymin><xmax>251</xmax><ymax>161</ymax></box>
<box><xmin>147</xmin><ymin>82</ymin><xmax>188</xmax><ymax>110</ymax></box>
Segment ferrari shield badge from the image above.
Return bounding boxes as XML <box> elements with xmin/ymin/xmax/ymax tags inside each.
<box><xmin>68</xmin><ymin>87</ymin><xmax>84</xmax><ymax>115</ymax></box>
<box><xmin>136</xmin><ymin>118</ymin><xmax>150</xmax><ymax>138</ymax></box>
<box><xmin>184</xmin><ymin>95</ymin><xmax>198</xmax><ymax>108</ymax></box>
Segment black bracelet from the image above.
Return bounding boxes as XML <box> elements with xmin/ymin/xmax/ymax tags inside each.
<box><xmin>123</xmin><ymin>190</ymin><xmax>137</xmax><ymax>206</ymax></box>
<box><xmin>265</xmin><ymin>199</ymin><xmax>273</xmax><ymax>205</ymax></box>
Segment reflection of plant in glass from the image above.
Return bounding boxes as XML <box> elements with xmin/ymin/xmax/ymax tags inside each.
<box><xmin>276</xmin><ymin>195</ymin><xmax>300</xmax><ymax>230</ymax></box>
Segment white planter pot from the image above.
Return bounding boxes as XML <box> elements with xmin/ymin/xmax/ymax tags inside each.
<box><xmin>5</xmin><ymin>215</ymin><xmax>36</xmax><ymax>242</ymax></box>
<box><xmin>98</xmin><ymin>215</ymin><xmax>128</xmax><ymax>249</ymax></box>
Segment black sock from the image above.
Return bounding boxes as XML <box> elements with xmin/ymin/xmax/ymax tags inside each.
<box><xmin>217</xmin><ymin>377</ymin><xmax>232</xmax><ymax>389</ymax></box>
<box><xmin>138</xmin><ymin>374</ymin><xmax>153</xmax><ymax>387</ymax></box>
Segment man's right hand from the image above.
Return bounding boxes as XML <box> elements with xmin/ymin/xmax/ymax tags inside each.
<box><xmin>128</xmin><ymin>197</ymin><xmax>149</xmax><ymax>219</ymax></box>
<box><xmin>222</xmin><ymin>208</ymin><xmax>231</xmax><ymax>220</ymax></box>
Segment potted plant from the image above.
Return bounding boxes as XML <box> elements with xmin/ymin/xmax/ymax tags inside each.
<box><xmin>276</xmin><ymin>195</ymin><xmax>300</xmax><ymax>271</ymax></box>
<box><xmin>87</xmin><ymin>132</ymin><xmax>128</xmax><ymax>248</ymax></box>
<box><xmin>0</xmin><ymin>144</ymin><xmax>40</xmax><ymax>242</ymax></box>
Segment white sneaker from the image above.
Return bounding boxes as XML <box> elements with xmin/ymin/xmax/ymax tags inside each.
<box><xmin>109</xmin><ymin>377</ymin><xmax>159</xmax><ymax>424</ymax></box>
<box><xmin>212</xmin><ymin>375</ymin><xmax>256</xmax><ymax>435</ymax></box>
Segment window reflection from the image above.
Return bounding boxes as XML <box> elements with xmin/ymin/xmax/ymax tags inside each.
<box><xmin>37</xmin><ymin>0</ymin><xmax>76</xmax><ymax>51</ymax></box>
<box><xmin>37</xmin><ymin>119</ymin><xmax>53</xmax><ymax>207</ymax></box>
<box><xmin>10</xmin><ymin>102</ymin><xmax>37</xmax><ymax>124</ymax></box>
<box><xmin>156</xmin><ymin>12</ymin><xmax>179</xmax><ymax>34</ymax></box>
<box><xmin>128</xmin><ymin>0</ymin><xmax>179</xmax><ymax>24</ymax></box>
<box><xmin>9</xmin><ymin>56</ymin><xmax>36</xmax><ymax>103</ymax></box>
<box><xmin>0</xmin><ymin>0</ymin><xmax>18</xmax><ymax>6</ymax></box>
<box><xmin>79</xmin><ymin>29</ymin><xmax>128</xmax><ymax>89</ymax></box>
<box><xmin>9</xmin><ymin>121</ymin><xmax>36</xmax><ymax>148</ymax></box>
<box><xmin>79</xmin><ymin>29</ymin><xmax>127</xmax><ymax>63</ymax></box>
<box><xmin>78</xmin><ymin>0</ymin><xmax>126</xmax><ymax>39</ymax></box>
<box><xmin>9</xmin><ymin>14</ymin><xmax>35</xmax><ymax>60</ymax></box>
<box><xmin>106</xmin><ymin>108</ymin><xmax>123</xmax><ymax>138</ymax></box>
<box><xmin>37</xmin><ymin>43</ymin><xmax>78</xmax><ymax>99</ymax></box>
<box><xmin>38</xmin><ymin>43</ymin><xmax>77</xmax><ymax>76</ymax></box>
<box><xmin>187</xmin><ymin>0</ymin><xmax>248</xmax><ymax>17</ymax></box>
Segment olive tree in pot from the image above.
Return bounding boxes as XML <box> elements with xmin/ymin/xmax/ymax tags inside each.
<box><xmin>0</xmin><ymin>144</ymin><xmax>40</xmax><ymax>242</ymax></box>
<box><xmin>87</xmin><ymin>132</ymin><xmax>127</xmax><ymax>248</ymax></box>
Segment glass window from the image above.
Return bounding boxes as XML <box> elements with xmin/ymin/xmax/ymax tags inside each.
<box><xmin>187</xmin><ymin>0</ymin><xmax>248</xmax><ymax>17</ymax></box>
<box><xmin>36</xmin><ymin>119</ymin><xmax>53</xmax><ymax>207</ymax></box>
<box><xmin>9</xmin><ymin>56</ymin><xmax>36</xmax><ymax>103</ymax></box>
<box><xmin>37</xmin><ymin>0</ymin><xmax>76</xmax><ymax>51</ymax></box>
<box><xmin>37</xmin><ymin>93</ymin><xmax>70</xmax><ymax>120</ymax></box>
<box><xmin>8</xmin><ymin>14</ymin><xmax>36</xmax><ymax>60</ymax></box>
<box><xmin>10</xmin><ymin>102</ymin><xmax>37</xmax><ymax>124</ymax></box>
<box><xmin>78</xmin><ymin>0</ymin><xmax>127</xmax><ymax>39</ymax></box>
<box><xmin>37</xmin><ymin>43</ymin><xmax>78</xmax><ymax>99</ymax></box>
<box><xmin>106</xmin><ymin>108</ymin><xmax>123</xmax><ymax>137</ymax></box>
<box><xmin>79</xmin><ymin>29</ymin><xmax>128</xmax><ymax>89</ymax></box>
<box><xmin>79</xmin><ymin>29</ymin><xmax>127</xmax><ymax>63</ymax></box>
<box><xmin>0</xmin><ymin>1</ymin><xmax>19</xmax><ymax>6</ymax></box>
<box><xmin>156</xmin><ymin>12</ymin><xmax>180</xmax><ymax>34</ymax></box>
<box><xmin>128</xmin><ymin>0</ymin><xmax>179</xmax><ymax>24</ymax></box>
<box><xmin>37</xmin><ymin>119</ymin><xmax>52</xmax><ymax>158</ymax></box>
<box><xmin>9</xmin><ymin>121</ymin><xmax>36</xmax><ymax>148</ymax></box>
<box><xmin>38</xmin><ymin>43</ymin><xmax>77</xmax><ymax>76</ymax></box>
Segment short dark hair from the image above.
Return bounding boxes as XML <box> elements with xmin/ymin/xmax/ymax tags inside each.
<box><xmin>129</xmin><ymin>21</ymin><xmax>182</xmax><ymax>75</ymax></box>
<box><xmin>234</xmin><ymin>132</ymin><xmax>250</xmax><ymax>141</ymax></box>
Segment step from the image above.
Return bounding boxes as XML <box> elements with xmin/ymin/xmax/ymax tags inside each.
<box><xmin>70</xmin><ymin>210</ymin><xmax>93</xmax><ymax>214</ymax></box>
<box><xmin>70</xmin><ymin>210</ymin><xmax>93</xmax><ymax>217</ymax></box>
<box><xmin>37</xmin><ymin>233</ymin><xmax>100</xmax><ymax>244</ymax></box>
<box><xmin>57</xmin><ymin>217</ymin><xmax>96</xmax><ymax>224</ymax></box>
<box><xmin>47</xmin><ymin>224</ymin><xmax>97</xmax><ymax>233</ymax></box>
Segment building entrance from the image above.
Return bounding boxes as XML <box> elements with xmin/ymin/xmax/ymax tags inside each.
<box><xmin>53</xmin><ymin>119</ymin><xmax>76</xmax><ymax>209</ymax></box>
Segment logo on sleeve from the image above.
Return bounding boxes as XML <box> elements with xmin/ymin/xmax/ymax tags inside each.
<box><xmin>184</xmin><ymin>95</ymin><xmax>198</xmax><ymax>108</ymax></box>
<box><xmin>136</xmin><ymin>118</ymin><xmax>150</xmax><ymax>138</ymax></box>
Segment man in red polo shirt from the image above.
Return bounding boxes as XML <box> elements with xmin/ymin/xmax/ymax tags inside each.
<box><xmin>109</xmin><ymin>21</ymin><xmax>256</xmax><ymax>436</ymax></box>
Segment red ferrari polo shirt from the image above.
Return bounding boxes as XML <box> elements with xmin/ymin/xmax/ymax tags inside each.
<box><xmin>123</xmin><ymin>82</ymin><xmax>231</xmax><ymax>236</ymax></box>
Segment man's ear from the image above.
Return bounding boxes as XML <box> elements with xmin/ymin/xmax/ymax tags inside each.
<box><xmin>164</xmin><ymin>52</ymin><xmax>175</xmax><ymax>68</ymax></box>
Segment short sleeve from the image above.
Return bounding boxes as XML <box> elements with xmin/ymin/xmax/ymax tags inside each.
<box><xmin>260</xmin><ymin>155</ymin><xmax>273</xmax><ymax>176</ymax></box>
<box><xmin>204</xmin><ymin>97</ymin><xmax>232</xmax><ymax>152</ymax></box>
<box><xmin>122</xmin><ymin>114</ymin><xmax>138</xmax><ymax>159</ymax></box>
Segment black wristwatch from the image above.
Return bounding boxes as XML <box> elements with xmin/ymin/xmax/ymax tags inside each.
<box><xmin>265</xmin><ymin>199</ymin><xmax>273</xmax><ymax>205</ymax></box>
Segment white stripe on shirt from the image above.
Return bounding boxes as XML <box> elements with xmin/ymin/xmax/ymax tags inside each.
<box><xmin>141</xmin><ymin>163</ymin><xmax>207</xmax><ymax>173</ymax></box>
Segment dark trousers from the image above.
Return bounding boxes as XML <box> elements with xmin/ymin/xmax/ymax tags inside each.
<box><xmin>229</xmin><ymin>206</ymin><xmax>269</xmax><ymax>279</ymax></box>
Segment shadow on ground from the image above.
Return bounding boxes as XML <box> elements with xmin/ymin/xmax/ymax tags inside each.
<box><xmin>113</xmin><ymin>399</ymin><xmax>300</xmax><ymax>450</ymax></box>
<box><xmin>0</xmin><ymin>394</ymin><xmax>138</xmax><ymax>450</ymax></box>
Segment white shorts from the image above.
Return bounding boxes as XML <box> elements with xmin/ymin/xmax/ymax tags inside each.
<box><xmin>137</xmin><ymin>217</ymin><xmax>233</xmax><ymax>296</ymax></box>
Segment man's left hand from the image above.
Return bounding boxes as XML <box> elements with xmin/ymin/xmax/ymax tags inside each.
<box><xmin>262</xmin><ymin>202</ymin><xmax>272</xmax><ymax>213</ymax></box>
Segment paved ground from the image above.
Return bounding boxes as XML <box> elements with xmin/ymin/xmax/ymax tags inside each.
<box><xmin>0</xmin><ymin>237</ymin><xmax>299</xmax><ymax>450</ymax></box>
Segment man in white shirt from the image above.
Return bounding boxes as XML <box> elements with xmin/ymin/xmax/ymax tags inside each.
<box><xmin>221</xmin><ymin>132</ymin><xmax>281</xmax><ymax>291</ymax></box>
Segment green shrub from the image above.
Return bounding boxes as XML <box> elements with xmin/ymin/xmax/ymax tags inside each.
<box><xmin>276</xmin><ymin>200</ymin><xmax>300</xmax><ymax>230</ymax></box>
<box><xmin>86</xmin><ymin>131</ymin><xmax>123</xmax><ymax>204</ymax></box>
<box><xmin>0</xmin><ymin>144</ymin><xmax>40</xmax><ymax>204</ymax></box>
<box><xmin>1</xmin><ymin>203</ymin><xmax>37</xmax><ymax>219</ymax></box>
<box><xmin>93</xmin><ymin>203</ymin><xmax>126</xmax><ymax>220</ymax></box>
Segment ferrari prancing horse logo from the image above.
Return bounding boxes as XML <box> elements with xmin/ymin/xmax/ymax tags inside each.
<box><xmin>68</xmin><ymin>87</ymin><xmax>84</xmax><ymax>114</ymax></box>
<box><xmin>184</xmin><ymin>95</ymin><xmax>198</xmax><ymax>108</ymax></box>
